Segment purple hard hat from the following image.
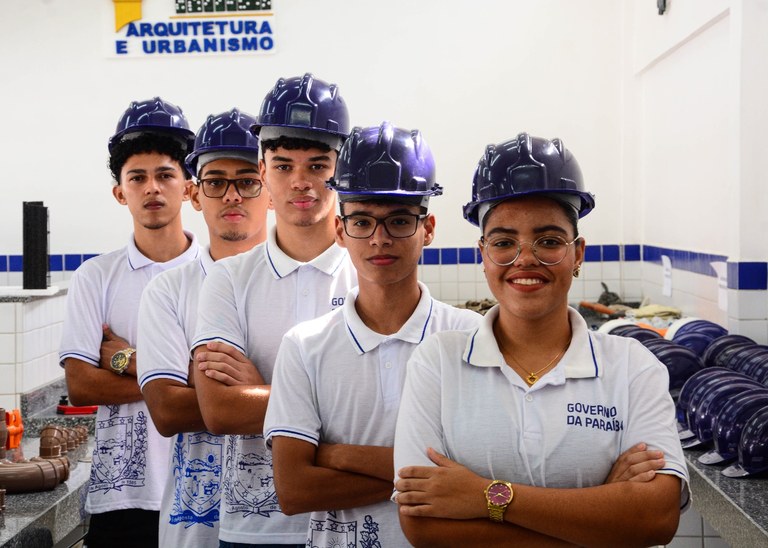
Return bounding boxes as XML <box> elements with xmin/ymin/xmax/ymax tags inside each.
<box><xmin>686</xmin><ymin>382</ymin><xmax>765</xmax><ymax>448</ymax></box>
<box><xmin>701</xmin><ymin>335</ymin><xmax>755</xmax><ymax>367</ymax></box>
<box><xmin>672</xmin><ymin>331</ymin><xmax>717</xmax><ymax>357</ymax></box>
<box><xmin>683</xmin><ymin>372</ymin><xmax>755</xmax><ymax>441</ymax></box>
<box><xmin>676</xmin><ymin>368</ymin><xmax>746</xmax><ymax>432</ymax></box>
<box><xmin>463</xmin><ymin>133</ymin><xmax>596</xmax><ymax>226</ymax></box>
<box><xmin>722</xmin><ymin>406</ymin><xmax>768</xmax><ymax>477</ymax></box>
<box><xmin>699</xmin><ymin>391</ymin><xmax>768</xmax><ymax>465</ymax></box>
<box><xmin>252</xmin><ymin>73</ymin><xmax>350</xmax><ymax>138</ymax></box>
<box><xmin>185</xmin><ymin>108</ymin><xmax>260</xmax><ymax>176</ymax></box>
<box><xmin>649</xmin><ymin>343</ymin><xmax>704</xmax><ymax>396</ymax></box>
<box><xmin>109</xmin><ymin>97</ymin><xmax>195</xmax><ymax>154</ymax></box>
<box><xmin>673</xmin><ymin>320</ymin><xmax>728</xmax><ymax>341</ymax></box>
<box><xmin>727</xmin><ymin>346</ymin><xmax>768</xmax><ymax>377</ymax></box>
<box><xmin>327</xmin><ymin>122</ymin><xmax>442</xmax><ymax>204</ymax></box>
<box><xmin>620</xmin><ymin>326</ymin><xmax>663</xmax><ymax>344</ymax></box>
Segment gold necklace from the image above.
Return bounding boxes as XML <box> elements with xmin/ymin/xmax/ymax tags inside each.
<box><xmin>500</xmin><ymin>338</ymin><xmax>571</xmax><ymax>385</ymax></box>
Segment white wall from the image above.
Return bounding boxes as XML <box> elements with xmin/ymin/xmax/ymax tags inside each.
<box><xmin>0</xmin><ymin>0</ymin><xmax>622</xmax><ymax>254</ymax></box>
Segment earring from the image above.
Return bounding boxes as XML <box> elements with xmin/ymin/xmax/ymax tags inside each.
<box><xmin>573</xmin><ymin>264</ymin><xmax>581</xmax><ymax>278</ymax></box>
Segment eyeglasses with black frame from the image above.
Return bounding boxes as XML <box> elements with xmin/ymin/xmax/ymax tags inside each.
<box><xmin>480</xmin><ymin>234</ymin><xmax>581</xmax><ymax>266</ymax></box>
<box><xmin>198</xmin><ymin>178</ymin><xmax>263</xmax><ymax>199</ymax></box>
<box><xmin>341</xmin><ymin>213</ymin><xmax>428</xmax><ymax>239</ymax></box>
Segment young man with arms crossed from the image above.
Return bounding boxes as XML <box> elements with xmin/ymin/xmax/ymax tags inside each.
<box><xmin>136</xmin><ymin>109</ymin><xmax>270</xmax><ymax>548</ymax></box>
<box><xmin>191</xmin><ymin>73</ymin><xmax>356</xmax><ymax>547</ymax></box>
<box><xmin>59</xmin><ymin>98</ymin><xmax>199</xmax><ymax>548</ymax></box>
<box><xmin>263</xmin><ymin>122</ymin><xmax>481</xmax><ymax>546</ymax></box>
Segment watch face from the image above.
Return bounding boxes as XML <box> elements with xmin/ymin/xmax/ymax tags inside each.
<box><xmin>112</xmin><ymin>352</ymin><xmax>128</xmax><ymax>369</ymax></box>
<box><xmin>488</xmin><ymin>483</ymin><xmax>512</xmax><ymax>504</ymax></box>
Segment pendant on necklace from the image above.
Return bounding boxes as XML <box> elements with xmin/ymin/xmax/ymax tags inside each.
<box><xmin>526</xmin><ymin>374</ymin><xmax>538</xmax><ymax>385</ymax></box>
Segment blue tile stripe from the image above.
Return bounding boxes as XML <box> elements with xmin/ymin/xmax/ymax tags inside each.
<box><xmin>0</xmin><ymin>246</ymin><xmax>764</xmax><ymax>291</ymax></box>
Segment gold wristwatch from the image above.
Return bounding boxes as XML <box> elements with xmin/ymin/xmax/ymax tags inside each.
<box><xmin>484</xmin><ymin>479</ymin><xmax>514</xmax><ymax>522</ymax></box>
<box><xmin>110</xmin><ymin>348</ymin><xmax>136</xmax><ymax>375</ymax></box>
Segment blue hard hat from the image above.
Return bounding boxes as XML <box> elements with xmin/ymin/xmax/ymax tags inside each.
<box><xmin>683</xmin><ymin>372</ymin><xmax>755</xmax><ymax>441</ymax></box>
<box><xmin>699</xmin><ymin>391</ymin><xmax>768</xmax><ymax>465</ymax></box>
<box><xmin>327</xmin><ymin>122</ymin><xmax>442</xmax><ymax>204</ymax></box>
<box><xmin>619</xmin><ymin>326</ymin><xmax>663</xmax><ymax>344</ymax></box>
<box><xmin>685</xmin><ymin>383</ymin><xmax>765</xmax><ymax>448</ymax></box>
<box><xmin>722</xmin><ymin>406</ymin><xmax>768</xmax><ymax>477</ymax></box>
<box><xmin>701</xmin><ymin>335</ymin><xmax>755</xmax><ymax>367</ymax></box>
<box><xmin>109</xmin><ymin>97</ymin><xmax>195</xmax><ymax>154</ymax></box>
<box><xmin>672</xmin><ymin>331</ymin><xmax>717</xmax><ymax>357</ymax></box>
<box><xmin>676</xmin><ymin>368</ymin><xmax>746</xmax><ymax>432</ymax></box>
<box><xmin>185</xmin><ymin>108</ymin><xmax>260</xmax><ymax>176</ymax></box>
<box><xmin>252</xmin><ymin>73</ymin><xmax>349</xmax><ymax>138</ymax></box>
<box><xmin>673</xmin><ymin>319</ymin><xmax>728</xmax><ymax>341</ymax></box>
<box><xmin>462</xmin><ymin>133</ymin><xmax>595</xmax><ymax>227</ymax></box>
<box><xmin>648</xmin><ymin>343</ymin><xmax>704</xmax><ymax>395</ymax></box>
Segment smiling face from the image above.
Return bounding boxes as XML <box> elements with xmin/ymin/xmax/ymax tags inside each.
<box><xmin>260</xmin><ymin>147</ymin><xmax>337</xmax><ymax>229</ymax></box>
<box><xmin>190</xmin><ymin>157</ymin><xmax>270</xmax><ymax>249</ymax></box>
<box><xmin>480</xmin><ymin>195</ymin><xmax>584</xmax><ymax>324</ymax></box>
<box><xmin>336</xmin><ymin>200</ymin><xmax>435</xmax><ymax>289</ymax></box>
<box><xmin>112</xmin><ymin>152</ymin><xmax>190</xmax><ymax>231</ymax></box>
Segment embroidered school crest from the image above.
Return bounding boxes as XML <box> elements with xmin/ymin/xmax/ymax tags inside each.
<box><xmin>309</xmin><ymin>512</ymin><xmax>382</xmax><ymax>548</ymax></box>
<box><xmin>224</xmin><ymin>435</ymin><xmax>280</xmax><ymax>517</ymax></box>
<box><xmin>170</xmin><ymin>432</ymin><xmax>223</xmax><ymax>527</ymax></box>
<box><xmin>90</xmin><ymin>411</ymin><xmax>148</xmax><ymax>492</ymax></box>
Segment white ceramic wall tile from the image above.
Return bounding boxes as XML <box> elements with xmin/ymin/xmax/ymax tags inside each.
<box><xmin>583</xmin><ymin>280</ymin><xmax>604</xmax><ymax>302</ymax></box>
<box><xmin>622</xmin><ymin>261</ymin><xmax>642</xmax><ymax>280</ymax></box>
<box><xmin>476</xmin><ymin>282</ymin><xmax>495</xmax><ymax>301</ymax></box>
<box><xmin>457</xmin><ymin>282</ymin><xmax>476</xmax><ymax>303</ymax></box>
<box><xmin>726</xmin><ymin>318</ymin><xmax>768</xmax><ymax>344</ymax></box>
<box><xmin>421</xmin><ymin>265</ymin><xmax>441</xmax><ymax>284</ymax></box>
<box><xmin>49</xmin><ymin>271</ymin><xmax>64</xmax><ymax>284</ymax></box>
<box><xmin>0</xmin><ymin>363</ymin><xmax>16</xmax><ymax>394</ymax></box>
<box><xmin>440</xmin><ymin>282</ymin><xmax>459</xmax><ymax>303</ymax></box>
<box><xmin>621</xmin><ymin>280</ymin><xmax>643</xmax><ymax>302</ymax></box>
<box><xmin>602</xmin><ymin>262</ymin><xmax>621</xmax><ymax>281</ymax></box>
<box><xmin>0</xmin><ymin>333</ymin><xmax>15</xmax><ymax>364</ymax></box>
<box><xmin>0</xmin><ymin>272</ymin><xmax>8</xmax><ymax>286</ymax></box>
<box><xmin>674</xmin><ymin>507</ymin><xmax>703</xmax><ymax>536</ymax></box>
<box><xmin>7</xmin><ymin>273</ymin><xmax>22</xmax><ymax>286</ymax></box>
<box><xmin>440</xmin><ymin>264</ymin><xmax>458</xmax><ymax>283</ymax></box>
<box><xmin>0</xmin><ymin>303</ymin><xmax>16</xmax><ymax>333</ymax></box>
<box><xmin>727</xmin><ymin>289</ymin><xmax>768</xmax><ymax>320</ymax></box>
<box><xmin>425</xmin><ymin>281</ymin><xmax>441</xmax><ymax>300</ymax></box>
<box><xmin>0</xmin><ymin>393</ymin><xmax>19</xmax><ymax>411</ymax></box>
<box><xmin>582</xmin><ymin>262</ymin><xmax>601</xmax><ymax>281</ymax></box>
<box><xmin>458</xmin><ymin>264</ymin><xmax>479</xmax><ymax>284</ymax></box>
<box><xmin>568</xmin><ymin>280</ymin><xmax>584</xmax><ymax>303</ymax></box>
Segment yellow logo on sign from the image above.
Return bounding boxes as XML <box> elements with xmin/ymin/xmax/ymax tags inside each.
<box><xmin>114</xmin><ymin>0</ymin><xmax>143</xmax><ymax>32</ymax></box>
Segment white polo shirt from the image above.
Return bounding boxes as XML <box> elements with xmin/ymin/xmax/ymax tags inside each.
<box><xmin>59</xmin><ymin>232</ymin><xmax>199</xmax><ymax>514</ymax></box>
<box><xmin>264</xmin><ymin>282</ymin><xmax>480</xmax><ymax>547</ymax></box>
<box><xmin>191</xmin><ymin>226</ymin><xmax>357</xmax><ymax>545</ymax></box>
<box><xmin>137</xmin><ymin>247</ymin><xmax>223</xmax><ymax>548</ymax></box>
<box><xmin>394</xmin><ymin>306</ymin><xmax>690</xmax><ymax>509</ymax></box>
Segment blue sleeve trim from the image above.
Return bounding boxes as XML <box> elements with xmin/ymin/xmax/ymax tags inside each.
<box><xmin>138</xmin><ymin>370</ymin><xmax>188</xmax><ymax>390</ymax></box>
<box><xmin>191</xmin><ymin>336</ymin><xmax>245</xmax><ymax>356</ymax></box>
<box><xmin>264</xmin><ymin>428</ymin><xmax>319</xmax><ymax>447</ymax></box>
<box><xmin>59</xmin><ymin>352</ymin><xmax>99</xmax><ymax>367</ymax></box>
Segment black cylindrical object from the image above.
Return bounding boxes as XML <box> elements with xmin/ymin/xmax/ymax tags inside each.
<box><xmin>22</xmin><ymin>201</ymin><xmax>49</xmax><ymax>289</ymax></box>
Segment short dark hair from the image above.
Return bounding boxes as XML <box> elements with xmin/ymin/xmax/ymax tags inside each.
<box><xmin>482</xmin><ymin>196</ymin><xmax>579</xmax><ymax>238</ymax></box>
<box><xmin>109</xmin><ymin>132</ymin><xmax>190</xmax><ymax>183</ymax></box>
<box><xmin>260</xmin><ymin>136</ymin><xmax>332</xmax><ymax>154</ymax></box>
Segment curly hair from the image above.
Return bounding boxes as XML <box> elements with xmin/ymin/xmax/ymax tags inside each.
<box><xmin>109</xmin><ymin>132</ymin><xmax>190</xmax><ymax>183</ymax></box>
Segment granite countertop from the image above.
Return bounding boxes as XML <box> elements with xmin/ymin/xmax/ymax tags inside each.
<box><xmin>685</xmin><ymin>447</ymin><xmax>768</xmax><ymax>547</ymax></box>
<box><xmin>0</xmin><ymin>285</ymin><xmax>67</xmax><ymax>303</ymax></box>
<box><xmin>0</xmin><ymin>436</ymin><xmax>92</xmax><ymax>548</ymax></box>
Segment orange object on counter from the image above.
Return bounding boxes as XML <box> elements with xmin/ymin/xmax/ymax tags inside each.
<box><xmin>5</xmin><ymin>409</ymin><xmax>23</xmax><ymax>450</ymax></box>
<box><xmin>635</xmin><ymin>322</ymin><xmax>668</xmax><ymax>338</ymax></box>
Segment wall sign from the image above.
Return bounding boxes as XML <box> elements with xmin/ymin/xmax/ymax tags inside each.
<box><xmin>109</xmin><ymin>0</ymin><xmax>275</xmax><ymax>58</ymax></box>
